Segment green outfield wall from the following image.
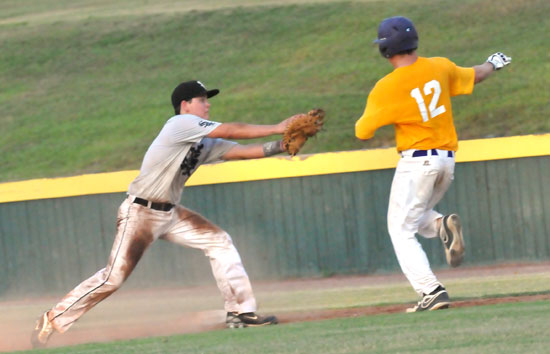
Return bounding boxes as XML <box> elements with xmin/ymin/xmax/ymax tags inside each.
<box><xmin>0</xmin><ymin>135</ymin><xmax>549</xmax><ymax>299</ymax></box>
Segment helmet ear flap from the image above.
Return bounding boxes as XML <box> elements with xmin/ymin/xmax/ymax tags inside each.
<box><xmin>382</xmin><ymin>45</ymin><xmax>393</xmax><ymax>58</ymax></box>
<box><xmin>379</xmin><ymin>45</ymin><xmax>391</xmax><ymax>58</ymax></box>
<box><xmin>378</xmin><ymin>45</ymin><xmax>387</xmax><ymax>57</ymax></box>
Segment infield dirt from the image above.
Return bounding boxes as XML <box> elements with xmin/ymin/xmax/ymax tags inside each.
<box><xmin>1</xmin><ymin>262</ymin><xmax>549</xmax><ymax>352</ymax></box>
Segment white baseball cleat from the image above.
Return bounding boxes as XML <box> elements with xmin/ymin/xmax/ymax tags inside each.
<box><xmin>439</xmin><ymin>214</ymin><xmax>465</xmax><ymax>267</ymax></box>
<box><xmin>31</xmin><ymin>311</ymin><xmax>54</xmax><ymax>348</ymax></box>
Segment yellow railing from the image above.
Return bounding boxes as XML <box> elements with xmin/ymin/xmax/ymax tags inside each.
<box><xmin>1</xmin><ymin>134</ymin><xmax>548</xmax><ymax>203</ymax></box>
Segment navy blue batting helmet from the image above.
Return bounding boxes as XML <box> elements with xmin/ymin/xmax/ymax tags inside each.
<box><xmin>373</xmin><ymin>16</ymin><xmax>418</xmax><ymax>58</ymax></box>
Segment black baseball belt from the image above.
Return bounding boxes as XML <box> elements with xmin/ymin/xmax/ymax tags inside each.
<box><xmin>411</xmin><ymin>149</ymin><xmax>454</xmax><ymax>158</ymax></box>
<box><xmin>132</xmin><ymin>196</ymin><xmax>174</xmax><ymax>212</ymax></box>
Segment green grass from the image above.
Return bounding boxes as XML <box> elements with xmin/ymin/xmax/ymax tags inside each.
<box><xmin>250</xmin><ymin>272</ymin><xmax>550</xmax><ymax>313</ymax></box>
<box><xmin>1</xmin><ymin>0</ymin><xmax>549</xmax><ymax>183</ymax></box>
<box><xmin>20</xmin><ymin>300</ymin><xmax>550</xmax><ymax>354</ymax></box>
<box><xmin>3</xmin><ymin>271</ymin><xmax>549</xmax><ymax>353</ymax></box>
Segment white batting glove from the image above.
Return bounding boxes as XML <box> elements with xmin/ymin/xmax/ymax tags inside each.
<box><xmin>486</xmin><ymin>52</ymin><xmax>512</xmax><ymax>70</ymax></box>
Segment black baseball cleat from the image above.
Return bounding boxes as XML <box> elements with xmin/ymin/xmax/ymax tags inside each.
<box><xmin>31</xmin><ymin>311</ymin><xmax>54</xmax><ymax>348</ymax></box>
<box><xmin>237</xmin><ymin>312</ymin><xmax>278</xmax><ymax>327</ymax></box>
<box><xmin>226</xmin><ymin>312</ymin><xmax>246</xmax><ymax>329</ymax></box>
<box><xmin>439</xmin><ymin>214</ymin><xmax>465</xmax><ymax>267</ymax></box>
<box><xmin>407</xmin><ymin>286</ymin><xmax>451</xmax><ymax>313</ymax></box>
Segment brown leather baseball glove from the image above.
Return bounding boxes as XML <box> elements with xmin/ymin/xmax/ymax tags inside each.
<box><xmin>282</xmin><ymin>108</ymin><xmax>325</xmax><ymax>156</ymax></box>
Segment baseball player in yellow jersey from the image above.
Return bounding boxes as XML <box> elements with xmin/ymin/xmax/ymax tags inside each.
<box><xmin>30</xmin><ymin>80</ymin><xmax>303</xmax><ymax>348</ymax></box>
<box><xmin>355</xmin><ymin>16</ymin><xmax>511</xmax><ymax>312</ymax></box>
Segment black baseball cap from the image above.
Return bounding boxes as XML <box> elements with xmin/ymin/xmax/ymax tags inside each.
<box><xmin>171</xmin><ymin>80</ymin><xmax>220</xmax><ymax>110</ymax></box>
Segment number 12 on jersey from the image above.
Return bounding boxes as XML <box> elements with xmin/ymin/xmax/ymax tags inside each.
<box><xmin>410</xmin><ymin>79</ymin><xmax>446</xmax><ymax>122</ymax></box>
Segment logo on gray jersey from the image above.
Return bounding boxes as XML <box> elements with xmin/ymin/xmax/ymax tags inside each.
<box><xmin>199</xmin><ymin>120</ymin><xmax>215</xmax><ymax>128</ymax></box>
<box><xmin>181</xmin><ymin>143</ymin><xmax>204</xmax><ymax>177</ymax></box>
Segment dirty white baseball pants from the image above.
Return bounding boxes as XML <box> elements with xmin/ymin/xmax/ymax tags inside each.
<box><xmin>387</xmin><ymin>149</ymin><xmax>455</xmax><ymax>296</ymax></box>
<box><xmin>48</xmin><ymin>196</ymin><xmax>256</xmax><ymax>333</ymax></box>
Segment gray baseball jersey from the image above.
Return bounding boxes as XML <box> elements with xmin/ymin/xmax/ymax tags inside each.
<box><xmin>128</xmin><ymin>114</ymin><xmax>236</xmax><ymax>204</ymax></box>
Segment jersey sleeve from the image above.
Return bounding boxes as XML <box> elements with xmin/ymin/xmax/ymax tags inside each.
<box><xmin>168</xmin><ymin>114</ymin><xmax>222</xmax><ymax>144</ymax></box>
<box><xmin>446</xmin><ymin>59</ymin><xmax>475</xmax><ymax>97</ymax></box>
<box><xmin>200</xmin><ymin>138</ymin><xmax>238</xmax><ymax>164</ymax></box>
<box><xmin>355</xmin><ymin>84</ymin><xmax>392</xmax><ymax>140</ymax></box>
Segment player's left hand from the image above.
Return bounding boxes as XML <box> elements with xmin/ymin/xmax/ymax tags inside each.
<box><xmin>282</xmin><ymin>109</ymin><xmax>325</xmax><ymax>156</ymax></box>
<box><xmin>278</xmin><ymin>114</ymin><xmax>302</xmax><ymax>134</ymax></box>
<box><xmin>486</xmin><ymin>52</ymin><xmax>512</xmax><ymax>70</ymax></box>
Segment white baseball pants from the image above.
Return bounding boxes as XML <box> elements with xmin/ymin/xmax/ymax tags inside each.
<box><xmin>48</xmin><ymin>196</ymin><xmax>256</xmax><ymax>333</ymax></box>
<box><xmin>387</xmin><ymin>149</ymin><xmax>455</xmax><ymax>296</ymax></box>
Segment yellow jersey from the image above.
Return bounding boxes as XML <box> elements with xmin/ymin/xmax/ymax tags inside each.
<box><xmin>355</xmin><ymin>57</ymin><xmax>475</xmax><ymax>151</ymax></box>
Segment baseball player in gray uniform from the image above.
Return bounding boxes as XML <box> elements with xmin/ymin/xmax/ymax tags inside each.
<box><xmin>31</xmin><ymin>80</ymin><xmax>295</xmax><ymax>348</ymax></box>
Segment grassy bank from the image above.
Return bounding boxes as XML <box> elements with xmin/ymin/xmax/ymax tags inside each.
<box><xmin>1</xmin><ymin>0</ymin><xmax>548</xmax><ymax>182</ymax></box>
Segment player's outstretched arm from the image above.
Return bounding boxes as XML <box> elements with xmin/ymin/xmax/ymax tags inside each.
<box><xmin>207</xmin><ymin>115</ymin><xmax>297</xmax><ymax>140</ymax></box>
<box><xmin>217</xmin><ymin>109</ymin><xmax>325</xmax><ymax>159</ymax></box>
<box><xmin>221</xmin><ymin>141</ymin><xmax>286</xmax><ymax>160</ymax></box>
<box><xmin>473</xmin><ymin>52</ymin><xmax>512</xmax><ymax>84</ymax></box>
